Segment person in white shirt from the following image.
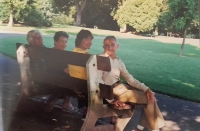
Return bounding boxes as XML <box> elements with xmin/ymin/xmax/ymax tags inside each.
<box><xmin>98</xmin><ymin>36</ymin><xmax>165</xmax><ymax>131</ymax></box>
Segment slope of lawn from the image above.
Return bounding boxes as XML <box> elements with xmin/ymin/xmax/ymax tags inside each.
<box><xmin>0</xmin><ymin>35</ymin><xmax>200</xmax><ymax>102</ymax></box>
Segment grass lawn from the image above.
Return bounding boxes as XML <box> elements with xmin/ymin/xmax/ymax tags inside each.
<box><xmin>0</xmin><ymin>25</ymin><xmax>132</xmax><ymax>38</ymax></box>
<box><xmin>0</xmin><ymin>35</ymin><xmax>200</xmax><ymax>102</ymax></box>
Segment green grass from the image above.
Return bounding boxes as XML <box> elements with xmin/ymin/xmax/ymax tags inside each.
<box><xmin>0</xmin><ymin>36</ymin><xmax>200</xmax><ymax>102</ymax></box>
<box><xmin>0</xmin><ymin>25</ymin><xmax>125</xmax><ymax>37</ymax></box>
<box><xmin>41</xmin><ymin>29</ymin><xmax>105</xmax><ymax>37</ymax></box>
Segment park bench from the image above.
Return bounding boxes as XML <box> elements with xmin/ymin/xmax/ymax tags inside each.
<box><xmin>15</xmin><ymin>43</ymin><xmax>136</xmax><ymax>131</ymax></box>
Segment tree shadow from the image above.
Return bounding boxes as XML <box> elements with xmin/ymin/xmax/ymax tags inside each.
<box><xmin>156</xmin><ymin>93</ymin><xmax>200</xmax><ymax>131</ymax></box>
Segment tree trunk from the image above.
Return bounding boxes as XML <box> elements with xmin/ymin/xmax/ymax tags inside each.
<box><xmin>180</xmin><ymin>27</ymin><xmax>188</xmax><ymax>56</ymax></box>
<box><xmin>74</xmin><ymin>0</ymin><xmax>87</xmax><ymax>26</ymax></box>
<box><xmin>7</xmin><ymin>3</ymin><xmax>14</xmax><ymax>27</ymax></box>
<box><xmin>154</xmin><ymin>26</ymin><xmax>158</xmax><ymax>36</ymax></box>
<box><xmin>75</xmin><ymin>12</ymin><xmax>82</xmax><ymax>26</ymax></box>
<box><xmin>120</xmin><ymin>24</ymin><xmax>127</xmax><ymax>32</ymax></box>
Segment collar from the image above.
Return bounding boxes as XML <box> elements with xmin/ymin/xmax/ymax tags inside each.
<box><xmin>74</xmin><ymin>48</ymin><xmax>89</xmax><ymax>53</ymax></box>
<box><xmin>103</xmin><ymin>53</ymin><xmax>119</xmax><ymax>60</ymax></box>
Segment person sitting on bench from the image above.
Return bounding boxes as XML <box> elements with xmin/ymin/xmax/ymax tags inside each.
<box><xmin>27</xmin><ymin>30</ymin><xmax>44</xmax><ymax>47</ymax></box>
<box><xmin>26</xmin><ymin>30</ymin><xmax>78</xmax><ymax>113</ymax></box>
<box><xmin>66</xmin><ymin>29</ymin><xmax>93</xmax><ymax>118</ymax></box>
<box><xmin>26</xmin><ymin>30</ymin><xmax>53</xmax><ymax>112</ymax></box>
<box><xmin>52</xmin><ymin>31</ymin><xmax>79</xmax><ymax>113</ymax></box>
<box><xmin>97</xmin><ymin>36</ymin><xmax>165</xmax><ymax>131</ymax></box>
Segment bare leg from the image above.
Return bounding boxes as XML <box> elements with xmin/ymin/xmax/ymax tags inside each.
<box><xmin>44</xmin><ymin>95</ymin><xmax>60</xmax><ymax>112</ymax></box>
<box><xmin>63</xmin><ymin>96</ymin><xmax>73</xmax><ymax>108</ymax></box>
<box><xmin>62</xmin><ymin>95</ymin><xmax>78</xmax><ymax>113</ymax></box>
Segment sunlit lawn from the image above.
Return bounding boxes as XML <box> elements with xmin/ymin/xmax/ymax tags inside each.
<box><xmin>0</xmin><ymin>35</ymin><xmax>200</xmax><ymax>102</ymax></box>
<box><xmin>0</xmin><ymin>25</ymin><xmax>131</xmax><ymax>38</ymax></box>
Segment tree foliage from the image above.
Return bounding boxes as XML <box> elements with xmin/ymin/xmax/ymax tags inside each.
<box><xmin>113</xmin><ymin>0</ymin><xmax>164</xmax><ymax>32</ymax></box>
<box><xmin>52</xmin><ymin>0</ymin><xmax>76</xmax><ymax>25</ymax></box>
<box><xmin>0</xmin><ymin>0</ymin><xmax>53</xmax><ymax>27</ymax></box>
<box><xmin>53</xmin><ymin>0</ymin><xmax>86</xmax><ymax>26</ymax></box>
<box><xmin>52</xmin><ymin>0</ymin><xmax>74</xmax><ymax>14</ymax></box>
<box><xmin>161</xmin><ymin>0</ymin><xmax>198</xmax><ymax>32</ymax></box>
<box><xmin>0</xmin><ymin>0</ymin><xmax>28</xmax><ymax>23</ymax></box>
<box><xmin>160</xmin><ymin>0</ymin><xmax>198</xmax><ymax>55</ymax></box>
<box><xmin>82</xmin><ymin>0</ymin><xmax>119</xmax><ymax>30</ymax></box>
<box><xmin>53</xmin><ymin>0</ymin><xmax>119</xmax><ymax>29</ymax></box>
<box><xmin>37</xmin><ymin>0</ymin><xmax>54</xmax><ymax>20</ymax></box>
<box><xmin>52</xmin><ymin>11</ymin><xmax>75</xmax><ymax>25</ymax></box>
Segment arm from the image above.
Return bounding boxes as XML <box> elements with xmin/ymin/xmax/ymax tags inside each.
<box><xmin>119</xmin><ymin>60</ymin><xmax>148</xmax><ymax>92</ymax></box>
<box><xmin>119</xmin><ymin>60</ymin><xmax>155</xmax><ymax>103</ymax></box>
<box><xmin>146</xmin><ymin>88</ymin><xmax>155</xmax><ymax>103</ymax></box>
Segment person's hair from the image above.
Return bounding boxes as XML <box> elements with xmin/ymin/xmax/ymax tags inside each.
<box><xmin>54</xmin><ymin>31</ymin><xmax>69</xmax><ymax>42</ymax></box>
<box><xmin>27</xmin><ymin>30</ymin><xmax>42</xmax><ymax>44</ymax></box>
<box><xmin>103</xmin><ymin>36</ymin><xmax>116</xmax><ymax>43</ymax></box>
<box><xmin>75</xmin><ymin>29</ymin><xmax>93</xmax><ymax>47</ymax></box>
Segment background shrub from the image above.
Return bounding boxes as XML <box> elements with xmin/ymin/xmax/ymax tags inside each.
<box><xmin>52</xmin><ymin>13</ymin><xmax>74</xmax><ymax>25</ymax></box>
<box><xmin>23</xmin><ymin>9</ymin><xmax>52</xmax><ymax>27</ymax></box>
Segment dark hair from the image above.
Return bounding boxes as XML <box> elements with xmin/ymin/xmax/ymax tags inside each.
<box><xmin>103</xmin><ymin>36</ymin><xmax>116</xmax><ymax>43</ymax></box>
<box><xmin>54</xmin><ymin>31</ymin><xmax>69</xmax><ymax>42</ymax></box>
<box><xmin>75</xmin><ymin>29</ymin><xmax>93</xmax><ymax>47</ymax></box>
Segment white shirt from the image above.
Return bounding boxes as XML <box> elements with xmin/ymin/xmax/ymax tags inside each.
<box><xmin>97</xmin><ymin>53</ymin><xmax>149</xmax><ymax>92</ymax></box>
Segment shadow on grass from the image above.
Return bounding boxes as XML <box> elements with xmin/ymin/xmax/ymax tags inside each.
<box><xmin>156</xmin><ymin>93</ymin><xmax>200</xmax><ymax>131</ymax></box>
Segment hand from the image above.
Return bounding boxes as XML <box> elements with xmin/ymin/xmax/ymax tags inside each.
<box><xmin>64</xmin><ymin>68</ymin><xmax>69</xmax><ymax>74</ymax></box>
<box><xmin>146</xmin><ymin>89</ymin><xmax>155</xmax><ymax>103</ymax></box>
<box><xmin>110</xmin><ymin>100</ymin><xmax>126</xmax><ymax>107</ymax></box>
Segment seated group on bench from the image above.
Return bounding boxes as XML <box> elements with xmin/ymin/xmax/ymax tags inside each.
<box><xmin>26</xmin><ymin>30</ymin><xmax>165</xmax><ymax>131</ymax></box>
<box><xmin>27</xmin><ymin>30</ymin><xmax>79</xmax><ymax>113</ymax></box>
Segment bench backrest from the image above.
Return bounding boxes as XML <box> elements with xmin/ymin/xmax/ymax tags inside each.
<box><xmin>29</xmin><ymin>45</ymin><xmax>91</xmax><ymax>93</ymax></box>
<box><xmin>16</xmin><ymin>43</ymin><xmax>112</xmax><ymax>96</ymax></box>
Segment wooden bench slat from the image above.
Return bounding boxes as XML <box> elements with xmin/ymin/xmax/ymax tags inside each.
<box><xmin>32</xmin><ymin>69</ymin><xmax>87</xmax><ymax>93</ymax></box>
<box><xmin>97</xmin><ymin>55</ymin><xmax>111</xmax><ymax>72</ymax></box>
<box><xmin>99</xmin><ymin>83</ymin><xmax>114</xmax><ymax>100</ymax></box>
<box><xmin>28</xmin><ymin>45</ymin><xmax>91</xmax><ymax>67</ymax></box>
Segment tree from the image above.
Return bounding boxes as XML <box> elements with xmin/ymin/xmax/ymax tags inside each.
<box><xmin>0</xmin><ymin>0</ymin><xmax>29</xmax><ymax>27</ymax></box>
<box><xmin>161</xmin><ymin>0</ymin><xmax>198</xmax><ymax>56</ymax></box>
<box><xmin>53</xmin><ymin>0</ymin><xmax>120</xmax><ymax>29</ymax></box>
<box><xmin>53</xmin><ymin>0</ymin><xmax>86</xmax><ymax>26</ymax></box>
<box><xmin>37</xmin><ymin>0</ymin><xmax>54</xmax><ymax>20</ymax></box>
<box><xmin>52</xmin><ymin>0</ymin><xmax>74</xmax><ymax>14</ymax></box>
<box><xmin>113</xmin><ymin>0</ymin><xmax>164</xmax><ymax>33</ymax></box>
<box><xmin>0</xmin><ymin>0</ymin><xmax>53</xmax><ymax>27</ymax></box>
<box><xmin>82</xmin><ymin>0</ymin><xmax>119</xmax><ymax>30</ymax></box>
<box><xmin>74</xmin><ymin>0</ymin><xmax>87</xmax><ymax>26</ymax></box>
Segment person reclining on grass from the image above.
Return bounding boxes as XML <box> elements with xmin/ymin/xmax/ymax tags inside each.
<box><xmin>97</xmin><ymin>36</ymin><xmax>165</xmax><ymax>131</ymax></box>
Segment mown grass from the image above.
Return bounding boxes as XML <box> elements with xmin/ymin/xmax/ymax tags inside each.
<box><xmin>0</xmin><ymin>35</ymin><xmax>200</xmax><ymax>102</ymax></box>
<box><xmin>0</xmin><ymin>25</ymin><xmax>130</xmax><ymax>38</ymax></box>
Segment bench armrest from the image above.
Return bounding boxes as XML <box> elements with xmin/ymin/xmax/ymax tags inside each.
<box><xmin>99</xmin><ymin>83</ymin><xmax>114</xmax><ymax>100</ymax></box>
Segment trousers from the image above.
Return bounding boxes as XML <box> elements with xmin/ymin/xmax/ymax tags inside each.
<box><xmin>113</xmin><ymin>83</ymin><xmax>165</xmax><ymax>130</ymax></box>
